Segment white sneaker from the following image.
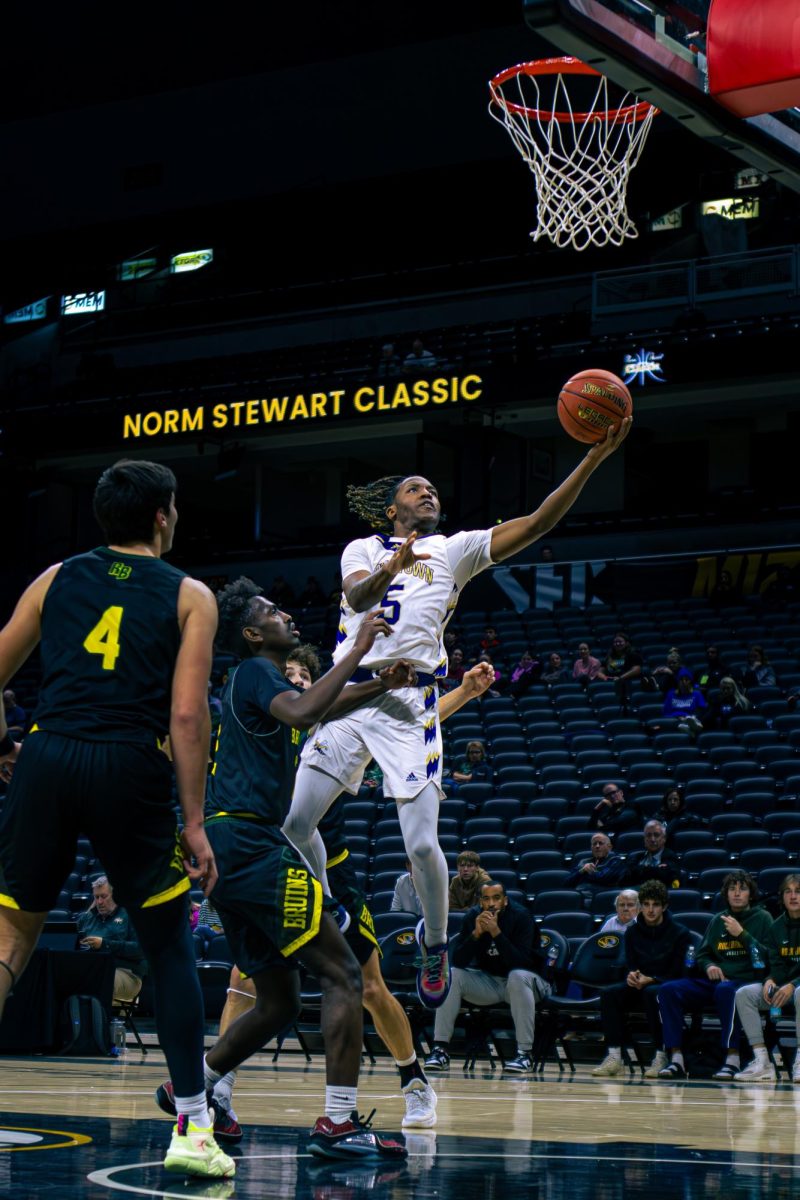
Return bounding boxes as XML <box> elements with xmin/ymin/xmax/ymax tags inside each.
<box><xmin>164</xmin><ymin>1115</ymin><xmax>236</xmax><ymax>1177</ymax></box>
<box><xmin>591</xmin><ymin>1054</ymin><xmax>623</xmax><ymax>1077</ymax></box>
<box><xmin>402</xmin><ymin>1079</ymin><xmax>438</xmax><ymax>1128</ymax></box>
<box><xmin>733</xmin><ymin>1058</ymin><xmax>776</xmax><ymax>1082</ymax></box>
<box><xmin>644</xmin><ymin>1050</ymin><xmax>668</xmax><ymax>1079</ymax></box>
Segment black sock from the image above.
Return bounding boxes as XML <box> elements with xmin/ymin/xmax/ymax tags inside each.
<box><xmin>398</xmin><ymin>1057</ymin><xmax>427</xmax><ymax>1088</ymax></box>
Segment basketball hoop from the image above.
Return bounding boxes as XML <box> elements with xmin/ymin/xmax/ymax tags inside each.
<box><xmin>489</xmin><ymin>58</ymin><xmax>658</xmax><ymax>252</ymax></box>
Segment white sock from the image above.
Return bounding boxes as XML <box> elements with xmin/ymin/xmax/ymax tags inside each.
<box><xmin>607</xmin><ymin>1047</ymin><xmax>622</xmax><ymax>1060</ymax></box>
<box><xmin>325</xmin><ymin>1085</ymin><xmax>358</xmax><ymax>1125</ymax></box>
<box><xmin>204</xmin><ymin>1057</ymin><xmax>237</xmax><ymax>1110</ymax></box>
<box><xmin>174</xmin><ymin>1090</ymin><xmax>211</xmax><ymax>1130</ymax></box>
<box><xmin>752</xmin><ymin>1047</ymin><xmax>768</xmax><ymax>1064</ymax></box>
<box><xmin>398</xmin><ymin>783</ymin><xmax>449</xmax><ymax>946</ymax></box>
<box><xmin>671</xmin><ymin>1052</ymin><xmax>685</xmax><ymax>1069</ymax></box>
<box><xmin>725</xmin><ymin>1051</ymin><xmax>740</xmax><ymax>1067</ymax></box>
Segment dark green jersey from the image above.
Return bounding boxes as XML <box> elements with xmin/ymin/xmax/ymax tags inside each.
<box><xmin>206</xmin><ymin>657</ymin><xmax>301</xmax><ymax>825</ymax></box>
<box><xmin>32</xmin><ymin>547</ymin><xmax>184</xmax><ymax>743</ymax></box>
<box><xmin>766</xmin><ymin>913</ymin><xmax>800</xmax><ymax>987</ymax></box>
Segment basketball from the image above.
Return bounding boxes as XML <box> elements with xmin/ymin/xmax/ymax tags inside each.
<box><xmin>557</xmin><ymin>369</ymin><xmax>633</xmax><ymax>444</ymax></box>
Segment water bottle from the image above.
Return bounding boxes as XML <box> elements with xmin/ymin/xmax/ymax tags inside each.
<box><xmin>684</xmin><ymin>943</ymin><xmax>696</xmax><ymax>972</ymax></box>
<box><xmin>768</xmin><ymin>987</ymin><xmax>782</xmax><ymax>1020</ymax></box>
<box><xmin>749</xmin><ymin>941</ymin><xmax>766</xmax><ymax>972</ymax></box>
<box><xmin>110</xmin><ymin>1019</ymin><xmax>126</xmax><ymax>1053</ymax></box>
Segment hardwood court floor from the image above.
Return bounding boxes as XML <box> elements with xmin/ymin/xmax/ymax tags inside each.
<box><xmin>2</xmin><ymin>1048</ymin><xmax>800</xmax><ymax>1198</ymax></box>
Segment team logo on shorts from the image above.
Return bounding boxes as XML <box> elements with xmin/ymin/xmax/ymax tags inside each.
<box><xmin>312</xmin><ymin>739</ymin><xmax>329</xmax><ymax>755</ymax></box>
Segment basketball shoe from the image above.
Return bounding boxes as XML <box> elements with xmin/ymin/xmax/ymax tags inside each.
<box><xmin>155</xmin><ymin>1080</ymin><xmax>243</xmax><ymax>1143</ymax></box>
<box><xmin>308</xmin><ymin>1110</ymin><xmax>407</xmax><ymax>1160</ymax></box>
<box><xmin>164</xmin><ymin>1113</ymin><xmax>236</xmax><ymax>1178</ymax></box>
<box><xmin>414</xmin><ymin>920</ymin><xmax>451</xmax><ymax>1008</ymax></box>
<box><xmin>401</xmin><ymin>1079</ymin><xmax>437</xmax><ymax>1128</ymax></box>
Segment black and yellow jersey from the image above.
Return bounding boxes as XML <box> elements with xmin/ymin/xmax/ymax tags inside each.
<box><xmin>31</xmin><ymin>547</ymin><xmax>185</xmax><ymax>743</ymax></box>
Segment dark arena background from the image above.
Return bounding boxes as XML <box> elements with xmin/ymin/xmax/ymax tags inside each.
<box><xmin>1</xmin><ymin>2</ymin><xmax>800</xmax><ymax>1197</ymax></box>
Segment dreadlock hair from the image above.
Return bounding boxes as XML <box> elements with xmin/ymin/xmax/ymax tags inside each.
<box><xmin>346</xmin><ymin>475</ymin><xmax>407</xmax><ymax>533</ymax></box>
<box><xmin>287</xmin><ymin>643</ymin><xmax>322</xmax><ymax>682</ymax></box>
<box><xmin>215</xmin><ymin>577</ymin><xmax>264</xmax><ymax>658</ymax></box>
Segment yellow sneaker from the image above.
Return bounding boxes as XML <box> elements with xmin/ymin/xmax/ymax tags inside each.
<box><xmin>164</xmin><ymin>1114</ymin><xmax>236</xmax><ymax>1178</ymax></box>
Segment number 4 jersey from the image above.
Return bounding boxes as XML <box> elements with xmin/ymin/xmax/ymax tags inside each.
<box><xmin>335</xmin><ymin>529</ymin><xmax>493</xmax><ymax>674</ymax></box>
<box><xmin>31</xmin><ymin>547</ymin><xmax>185</xmax><ymax>743</ymax></box>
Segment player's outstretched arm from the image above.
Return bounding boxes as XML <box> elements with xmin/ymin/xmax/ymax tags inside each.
<box><xmin>0</xmin><ymin>564</ymin><xmax>60</xmax><ymax>757</ymax></box>
<box><xmin>344</xmin><ymin>532</ymin><xmax>431</xmax><ymax>613</ymax></box>
<box><xmin>269</xmin><ymin>612</ymin><xmax>392</xmax><ymax>730</ymax></box>
<box><xmin>490</xmin><ymin>417</ymin><xmax>632</xmax><ymax>563</ymax></box>
<box><xmin>438</xmin><ymin>662</ymin><xmax>495</xmax><ymax>723</ymax></box>
<box><xmin>171</xmin><ymin>578</ymin><xmax>219</xmax><ymax>895</ymax></box>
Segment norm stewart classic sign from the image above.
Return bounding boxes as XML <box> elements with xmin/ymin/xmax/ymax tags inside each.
<box><xmin>122</xmin><ymin>375</ymin><xmax>484</xmax><ymax>439</ymax></box>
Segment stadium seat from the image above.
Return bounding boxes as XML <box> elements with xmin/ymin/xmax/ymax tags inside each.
<box><xmin>541</xmin><ymin>911</ymin><xmax>595</xmax><ymax>938</ymax></box>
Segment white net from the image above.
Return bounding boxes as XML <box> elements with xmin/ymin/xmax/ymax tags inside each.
<box><xmin>489</xmin><ymin>61</ymin><xmax>657</xmax><ymax>252</ymax></box>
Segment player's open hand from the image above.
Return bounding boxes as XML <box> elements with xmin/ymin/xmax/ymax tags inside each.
<box><xmin>181</xmin><ymin>825</ymin><xmax>219</xmax><ymax>897</ymax></box>
<box><xmin>354</xmin><ymin>611</ymin><xmax>392</xmax><ymax>653</ymax></box>
<box><xmin>586</xmin><ymin>414</ymin><xmax>632</xmax><ymax>462</ymax></box>
<box><xmin>386</xmin><ymin>531</ymin><xmax>432</xmax><ymax>576</ymax></box>
<box><xmin>459</xmin><ymin>662</ymin><xmax>495</xmax><ymax>700</ymax></box>
<box><xmin>378</xmin><ymin>659</ymin><xmax>418</xmax><ymax>690</ymax></box>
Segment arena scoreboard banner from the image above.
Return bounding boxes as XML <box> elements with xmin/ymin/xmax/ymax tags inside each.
<box><xmin>120</xmin><ymin>375</ymin><xmax>485</xmax><ymax>442</ymax></box>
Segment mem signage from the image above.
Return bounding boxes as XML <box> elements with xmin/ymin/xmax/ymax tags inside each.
<box><xmin>701</xmin><ymin>197</ymin><xmax>760</xmax><ymax>221</ymax></box>
<box><xmin>4</xmin><ymin>298</ymin><xmax>48</xmax><ymax>325</ymax></box>
<box><xmin>650</xmin><ymin>207</ymin><xmax>683</xmax><ymax>232</ymax></box>
<box><xmin>62</xmin><ymin>292</ymin><xmax>106</xmax><ymax>315</ymax></box>
<box><xmin>170</xmin><ymin>249</ymin><xmax>213</xmax><ymax>274</ymax></box>
<box><xmin>121</xmin><ymin>375</ymin><xmax>484</xmax><ymax>441</ymax></box>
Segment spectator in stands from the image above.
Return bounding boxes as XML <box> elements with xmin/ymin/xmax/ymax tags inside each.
<box><xmin>651</xmin><ymin>649</ymin><xmax>683</xmax><ymax>695</ymax></box>
<box><xmin>695</xmin><ymin>645</ymin><xmax>736</xmax><ymax>695</ymax></box>
<box><xmin>573</xmin><ymin>642</ymin><xmax>603</xmax><ymax>686</ymax></box>
<box><xmin>599</xmin><ymin>633</ymin><xmax>642</xmax><ymax>710</ymax></box>
<box><xmin>298</xmin><ymin>576</ymin><xmax>326</xmax><ymax>608</ymax></box>
<box><xmin>655</xmin><ymin>787</ymin><xmax>707</xmax><ymax>846</ymax></box>
<box><xmin>709</xmin><ymin>568</ymin><xmax>737</xmax><ymax>607</ymax></box>
<box><xmin>539</xmin><ymin>545</ymin><xmax>555</xmax><ymax>562</ymax></box>
<box><xmin>509</xmin><ymin>650</ymin><xmax>541</xmax><ymax>698</ymax></box>
<box><xmin>734</xmin><ymin>873</ymin><xmax>800</xmax><ymax>1082</ymax></box>
<box><xmin>704</xmin><ymin>676</ymin><xmax>751</xmax><ymax>729</ymax></box>
<box><xmin>376</xmin><ymin>342</ymin><xmax>401</xmax><ymax>378</ymax></box>
<box><xmin>476</xmin><ymin>653</ymin><xmax>503</xmax><ymax>698</ymax></box>
<box><xmin>592</xmin><ymin>880</ymin><xmax>691</xmax><ymax>1079</ymax></box>
<box><xmin>451</xmin><ymin>740</ymin><xmax>491</xmax><ymax>786</ymax></box>
<box><xmin>443</xmin><ymin>647</ymin><xmax>466</xmax><ymax>689</ymax></box>
<box><xmin>567</xmin><ymin>833</ymin><xmax>626</xmax><ymax>906</ymax></box>
<box><xmin>742</xmin><ymin>645</ymin><xmax>776</xmax><ymax>689</ymax></box>
<box><xmin>424</xmin><ymin>880</ymin><xmax>550</xmax><ymax>1074</ymax></box>
<box><xmin>540</xmin><ymin>652</ymin><xmax>568</xmax><ymax>685</ymax></box>
<box><xmin>657</xmin><ymin>870</ymin><xmax>773</xmax><ymax>1080</ymax></box>
<box><xmin>1</xmin><ymin>690</ymin><xmax>25</xmax><ymax>736</ymax></box>
<box><xmin>403</xmin><ymin>337</ymin><xmax>437</xmax><ymax>371</ymax></box>
<box><xmin>479</xmin><ymin>626</ymin><xmax>503</xmax><ymax>657</ymax></box>
<box><xmin>443</xmin><ymin>630</ymin><xmax>459</xmax><ymax>657</ymax></box>
<box><xmin>194</xmin><ymin>895</ymin><xmax>225</xmax><ymax>958</ymax></box>
<box><xmin>623</xmin><ymin>820</ymin><xmax>683</xmax><ymax>890</ymax></box>
<box><xmin>599</xmin><ymin>889</ymin><xmax>640</xmax><ymax>934</ymax></box>
<box><xmin>77</xmin><ymin>876</ymin><xmax>147</xmax><ymax>1004</ymax></box>
<box><xmin>762</xmin><ymin>563</ymin><xmax>800</xmax><ymax>608</ymax></box>
<box><xmin>391</xmin><ymin>859</ymin><xmax>423</xmax><ymax>916</ymax></box>
<box><xmin>662</xmin><ymin>669</ymin><xmax>707</xmax><ymax>734</ymax></box>
<box><xmin>449</xmin><ymin>851</ymin><xmax>490</xmax><ymax>912</ymax></box>
<box><xmin>589</xmin><ymin>783</ymin><xmax>643</xmax><ymax>837</ymax></box>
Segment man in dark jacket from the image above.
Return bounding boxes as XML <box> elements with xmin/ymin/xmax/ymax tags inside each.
<box><xmin>77</xmin><ymin>876</ymin><xmax>147</xmax><ymax>1003</ymax></box>
<box><xmin>591</xmin><ymin>880</ymin><xmax>690</xmax><ymax>1079</ymax></box>
<box><xmin>623</xmin><ymin>821</ymin><xmax>684</xmax><ymax>890</ymax></box>
<box><xmin>567</xmin><ymin>833</ymin><xmax>626</xmax><ymax>906</ymax></box>
<box><xmin>423</xmin><ymin>881</ymin><xmax>548</xmax><ymax>1075</ymax></box>
<box><xmin>588</xmin><ymin>783</ymin><xmax>643</xmax><ymax>837</ymax></box>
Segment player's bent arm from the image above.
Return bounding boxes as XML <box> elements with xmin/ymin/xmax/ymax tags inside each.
<box><xmin>344</xmin><ymin>568</ymin><xmax>396</xmax><ymax>613</ymax></box>
<box><xmin>438</xmin><ymin>663</ymin><xmax>495</xmax><ymax>723</ymax></box>
<box><xmin>490</xmin><ymin>418</ymin><xmax>631</xmax><ymax>563</ymax></box>
<box><xmin>170</xmin><ymin>579</ymin><xmax>218</xmax><ymax>827</ymax></box>
<box><xmin>0</xmin><ymin>564</ymin><xmax>61</xmax><ymax>739</ymax></box>
<box><xmin>270</xmin><ymin>644</ymin><xmax>381</xmax><ymax>731</ymax></box>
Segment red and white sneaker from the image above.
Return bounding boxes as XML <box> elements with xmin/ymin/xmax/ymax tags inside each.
<box><xmin>155</xmin><ymin>1080</ymin><xmax>243</xmax><ymax>1144</ymax></box>
<box><xmin>308</xmin><ymin>1109</ymin><xmax>407</xmax><ymax>1160</ymax></box>
<box><xmin>414</xmin><ymin>920</ymin><xmax>451</xmax><ymax>1009</ymax></box>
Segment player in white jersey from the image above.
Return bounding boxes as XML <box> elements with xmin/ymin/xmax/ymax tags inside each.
<box><xmin>284</xmin><ymin>419</ymin><xmax>631</xmax><ymax>1007</ymax></box>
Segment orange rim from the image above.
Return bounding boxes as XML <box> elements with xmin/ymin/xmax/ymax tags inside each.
<box><xmin>489</xmin><ymin>57</ymin><xmax>657</xmax><ymax>125</ymax></box>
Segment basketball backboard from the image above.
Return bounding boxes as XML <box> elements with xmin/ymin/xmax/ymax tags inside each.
<box><xmin>523</xmin><ymin>0</ymin><xmax>800</xmax><ymax>192</ymax></box>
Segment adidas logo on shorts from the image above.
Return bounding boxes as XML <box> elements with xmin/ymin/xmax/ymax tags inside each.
<box><xmin>406</xmin><ymin>772</ymin><xmax>419</xmax><ymax>782</ymax></box>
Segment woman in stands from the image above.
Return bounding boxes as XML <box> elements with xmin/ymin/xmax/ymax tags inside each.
<box><xmin>742</xmin><ymin>645</ymin><xmax>776</xmax><ymax>689</ymax></box>
<box><xmin>655</xmin><ymin>787</ymin><xmax>708</xmax><ymax>846</ymax></box>
<box><xmin>704</xmin><ymin>676</ymin><xmax>751</xmax><ymax>729</ymax></box>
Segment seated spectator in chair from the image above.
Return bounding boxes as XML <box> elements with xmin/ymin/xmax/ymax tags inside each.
<box><xmin>77</xmin><ymin>876</ymin><xmax>147</xmax><ymax>1004</ymax></box>
<box><xmin>600</xmin><ymin>889</ymin><xmax>640</xmax><ymax>934</ymax></box>
<box><xmin>567</xmin><ymin>833</ymin><xmax>626</xmax><ymax>907</ymax></box>
<box><xmin>733</xmin><ymin>873</ymin><xmax>800</xmax><ymax>1082</ymax></box>
<box><xmin>423</xmin><ymin>881</ymin><xmax>550</xmax><ymax>1075</ymax></box>
<box><xmin>540</xmin><ymin>652</ymin><xmax>568</xmax><ymax>685</ymax></box>
<box><xmin>442</xmin><ymin>647</ymin><xmax>467</xmax><ymax>691</ymax></box>
<box><xmin>509</xmin><ymin>650</ymin><xmax>541</xmax><ymax>698</ymax></box>
<box><xmin>695</xmin><ymin>646</ymin><xmax>736</xmax><ymax>695</ymax></box>
<box><xmin>662</xmin><ymin>669</ymin><xmax>707</xmax><ymax>734</ymax></box>
<box><xmin>588</xmin><ymin>783</ymin><xmax>643</xmax><ymax>837</ymax></box>
<box><xmin>451</xmin><ymin>740</ymin><xmax>491</xmax><ymax>787</ymax></box>
<box><xmin>599</xmin><ymin>633</ymin><xmax>643</xmax><ymax>704</ymax></box>
<box><xmin>573</xmin><ymin>643</ymin><xmax>603</xmax><ymax>686</ymax></box>
<box><xmin>478</xmin><ymin>626</ymin><xmax>502</xmax><ymax>658</ymax></box>
<box><xmin>449</xmin><ymin>851</ymin><xmax>490</xmax><ymax>912</ymax></box>
<box><xmin>391</xmin><ymin>859</ymin><xmax>423</xmax><ymax>916</ymax></box>
<box><xmin>2</xmin><ymin>689</ymin><xmax>26</xmax><ymax>737</ymax></box>
<box><xmin>741</xmin><ymin>645</ymin><xmax>776</xmax><ymax>690</ymax></box>
<box><xmin>655</xmin><ymin>787</ymin><xmax>707</xmax><ymax>847</ymax></box>
<box><xmin>704</xmin><ymin>677</ymin><xmax>751</xmax><ymax>730</ymax></box>
<box><xmin>623</xmin><ymin>821</ymin><xmax>683</xmax><ymax>891</ymax></box>
<box><xmin>194</xmin><ymin>895</ymin><xmax>225</xmax><ymax>957</ymax></box>
<box><xmin>593</xmin><ymin>880</ymin><xmax>691</xmax><ymax>1079</ymax></box>
<box><xmin>651</xmin><ymin>649</ymin><xmax>683</xmax><ymax>695</ymax></box>
<box><xmin>656</xmin><ymin>870</ymin><xmax>772</xmax><ymax>1080</ymax></box>
<box><xmin>403</xmin><ymin>337</ymin><xmax>437</xmax><ymax>372</ymax></box>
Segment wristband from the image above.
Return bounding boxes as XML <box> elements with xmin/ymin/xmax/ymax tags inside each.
<box><xmin>0</xmin><ymin>732</ymin><xmax>14</xmax><ymax>756</ymax></box>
